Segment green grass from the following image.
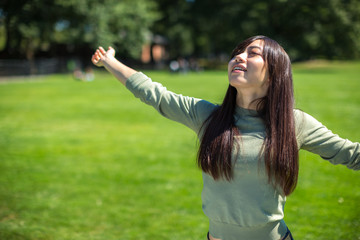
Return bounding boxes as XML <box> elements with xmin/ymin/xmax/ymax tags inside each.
<box><xmin>0</xmin><ymin>61</ymin><xmax>359</xmax><ymax>240</ymax></box>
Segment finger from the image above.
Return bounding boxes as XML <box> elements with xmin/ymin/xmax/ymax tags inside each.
<box><xmin>99</xmin><ymin>46</ymin><xmax>106</xmax><ymax>55</ymax></box>
<box><xmin>94</xmin><ymin>51</ymin><xmax>102</xmax><ymax>60</ymax></box>
<box><xmin>91</xmin><ymin>55</ymin><xmax>98</xmax><ymax>63</ymax></box>
<box><xmin>91</xmin><ymin>56</ymin><xmax>98</xmax><ymax>65</ymax></box>
<box><xmin>93</xmin><ymin>53</ymin><xmax>101</xmax><ymax>62</ymax></box>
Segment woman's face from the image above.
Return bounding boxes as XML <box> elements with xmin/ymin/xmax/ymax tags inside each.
<box><xmin>228</xmin><ymin>40</ymin><xmax>269</xmax><ymax>94</ymax></box>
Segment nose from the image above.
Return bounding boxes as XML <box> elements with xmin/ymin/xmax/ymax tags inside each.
<box><xmin>235</xmin><ymin>52</ymin><xmax>247</xmax><ymax>63</ymax></box>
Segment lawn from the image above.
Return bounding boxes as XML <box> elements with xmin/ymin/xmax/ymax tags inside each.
<box><xmin>0</xmin><ymin>61</ymin><xmax>359</xmax><ymax>240</ymax></box>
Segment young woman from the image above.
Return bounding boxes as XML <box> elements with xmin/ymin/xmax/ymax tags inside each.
<box><xmin>91</xmin><ymin>35</ymin><xmax>359</xmax><ymax>240</ymax></box>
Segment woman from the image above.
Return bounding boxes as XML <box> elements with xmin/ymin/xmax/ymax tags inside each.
<box><xmin>91</xmin><ymin>35</ymin><xmax>359</xmax><ymax>240</ymax></box>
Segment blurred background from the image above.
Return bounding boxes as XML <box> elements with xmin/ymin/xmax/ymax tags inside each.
<box><xmin>1</xmin><ymin>0</ymin><xmax>360</xmax><ymax>76</ymax></box>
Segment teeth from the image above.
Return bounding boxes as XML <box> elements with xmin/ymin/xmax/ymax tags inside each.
<box><xmin>234</xmin><ymin>66</ymin><xmax>246</xmax><ymax>71</ymax></box>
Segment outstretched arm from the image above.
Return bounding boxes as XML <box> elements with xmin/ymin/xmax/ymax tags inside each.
<box><xmin>297</xmin><ymin>110</ymin><xmax>360</xmax><ymax>170</ymax></box>
<box><xmin>91</xmin><ymin>46</ymin><xmax>215</xmax><ymax>133</ymax></box>
<box><xmin>91</xmin><ymin>46</ymin><xmax>137</xmax><ymax>85</ymax></box>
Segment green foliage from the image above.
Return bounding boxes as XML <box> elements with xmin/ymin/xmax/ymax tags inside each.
<box><xmin>83</xmin><ymin>0</ymin><xmax>159</xmax><ymax>57</ymax></box>
<box><xmin>0</xmin><ymin>62</ymin><xmax>359</xmax><ymax>239</ymax></box>
<box><xmin>271</xmin><ymin>0</ymin><xmax>360</xmax><ymax>60</ymax></box>
<box><xmin>153</xmin><ymin>0</ymin><xmax>360</xmax><ymax>60</ymax></box>
<box><xmin>0</xmin><ymin>0</ymin><xmax>159</xmax><ymax>59</ymax></box>
<box><xmin>151</xmin><ymin>0</ymin><xmax>195</xmax><ymax>58</ymax></box>
<box><xmin>1</xmin><ymin>0</ymin><xmax>360</xmax><ymax>60</ymax></box>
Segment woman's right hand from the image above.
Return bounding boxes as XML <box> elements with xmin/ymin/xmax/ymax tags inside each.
<box><xmin>91</xmin><ymin>46</ymin><xmax>116</xmax><ymax>67</ymax></box>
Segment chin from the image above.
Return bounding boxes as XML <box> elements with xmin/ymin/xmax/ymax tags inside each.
<box><xmin>229</xmin><ymin>78</ymin><xmax>247</xmax><ymax>88</ymax></box>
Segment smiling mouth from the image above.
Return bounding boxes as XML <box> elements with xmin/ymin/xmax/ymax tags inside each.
<box><xmin>232</xmin><ymin>65</ymin><xmax>247</xmax><ymax>72</ymax></box>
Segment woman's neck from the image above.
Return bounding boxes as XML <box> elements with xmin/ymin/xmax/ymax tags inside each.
<box><xmin>235</xmin><ymin>89</ymin><xmax>266</xmax><ymax>110</ymax></box>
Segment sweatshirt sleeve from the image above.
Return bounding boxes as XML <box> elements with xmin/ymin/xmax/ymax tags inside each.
<box><xmin>125</xmin><ymin>72</ymin><xmax>216</xmax><ymax>133</ymax></box>
<box><xmin>295</xmin><ymin>110</ymin><xmax>360</xmax><ymax>170</ymax></box>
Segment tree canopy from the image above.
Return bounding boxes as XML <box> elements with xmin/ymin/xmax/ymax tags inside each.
<box><xmin>0</xmin><ymin>0</ymin><xmax>159</xmax><ymax>59</ymax></box>
<box><xmin>0</xmin><ymin>0</ymin><xmax>359</xmax><ymax>61</ymax></box>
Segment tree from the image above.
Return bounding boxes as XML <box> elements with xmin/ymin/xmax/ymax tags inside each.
<box><xmin>0</xmin><ymin>0</ymin><xmax>159</xmax><ymax>60</ymax></box>
<box><xmin>1</xmin><ymin>0</ymin><xmax>359</xmax><ymax>62</ymax></box>
<box><xmin>265</xmin><ymin>0</ymin><xmax>360</xmax><ymax>60</ymax></box>
<box><xmin>150</xmin><ymin>0</ymin><xmax>195</xmax><ymax>59</ymax></box>
<box><xmin>152</xmin><ymin>0</ymin><xmax>360</xmax><ymax>60</ymax></box>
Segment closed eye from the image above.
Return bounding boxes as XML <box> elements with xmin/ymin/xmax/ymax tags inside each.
<box><xmin>249</xmin><ymin>51</ymin><xmax>260</xmax><ymax>56</ymax></box>
<box><xmin>247</xmin><ymin>52</ymin><xmax>262</xmax><ymax>59</ymax></box>
<box><xmin>248</xmin><ymin>46</ymin><xmax>263</xmax><ymax>57</ymax></box>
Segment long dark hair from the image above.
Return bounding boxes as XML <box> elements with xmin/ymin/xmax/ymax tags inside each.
<box><xmin>197</xmin><ymin>35</ymin><xmax>298</xmax><ymax>196</ymax></box>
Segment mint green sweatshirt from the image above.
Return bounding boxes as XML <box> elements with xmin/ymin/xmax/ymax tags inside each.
<box><xmin>126</xmin><ymin>72</ymin><xmax>360</xmax><ymax>240</ymax></box>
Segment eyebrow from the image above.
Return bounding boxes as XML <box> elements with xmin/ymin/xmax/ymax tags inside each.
<box><xmin>232</xmin><ymin>45</ymin><xmax>263</xmax><ymax>58</ymax></box>
<box><xmin>248</xmin><ymin>46</ymin><xmax>263</xmax><ymax>51</ymax></box>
